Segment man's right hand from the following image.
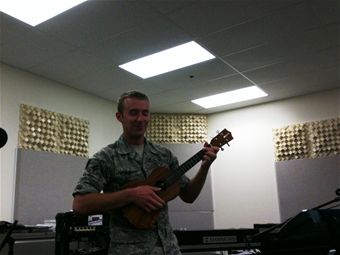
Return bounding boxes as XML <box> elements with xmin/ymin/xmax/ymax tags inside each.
<box><xmin>129</xmin><ymin>185</ymin><xmax>165</xmax><ymax>212</ymax></box>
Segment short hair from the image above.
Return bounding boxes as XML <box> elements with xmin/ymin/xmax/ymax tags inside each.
<box><xmin>117</xmin><ymin>90</ymin><xmax>149</xmax><ymax>113</ymax></box>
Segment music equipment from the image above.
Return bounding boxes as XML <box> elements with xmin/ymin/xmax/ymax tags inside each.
<box><xmin>0</xmin><ymin>221</ymin><xmax>55</xmax><ymax>255</ymax></box>
<box><xmin>253</xmin><ymin>209</ymin><xmax>340</xmax><ymax>255</ymax></box>
<box><xmin>0</xmin><ymin>220</ymin><xmax>18</xmax><ymax>254</ymax></box>
<box><xmin>55</xmin><ymin>212</ymin><xmax>109</xmax><ymax>255</ymax></box>
<box><xmin>173</xmin><ymin>228</ymin><xmax>260</xmax><ymax>252</ymax></box>
<box><xmin>122</xmin><ymin>128</ymin><xmax>233</xmax><ymax>229</ymax></box>
<box><xmin>54</xmin><ymin>209</ymin><xmax>340</xmax><ymax>254</ymax></box>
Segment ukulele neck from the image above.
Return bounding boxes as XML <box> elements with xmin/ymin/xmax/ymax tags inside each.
<box><xmin>159</xmin><ymin>149</ymin><xmax>205</xmax><ymax>189</ymax></box>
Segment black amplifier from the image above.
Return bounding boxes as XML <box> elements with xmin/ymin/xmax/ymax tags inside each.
<box><xmin>55</xmin><ymin>212</ymin><xmax>109</xmax><ymax>255</ymax></box>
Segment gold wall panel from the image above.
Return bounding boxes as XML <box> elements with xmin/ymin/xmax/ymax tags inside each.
<box><xmin>19</xmin><ymin>104</ymin><xmax>89</xmax><ymax>157</ymax></box>
<box><xmin>146</xmin><ymin>114</ymin><xmax>207</xmax><ymax>144</ymax></box>
<box><xmin>273</xmin><ymin>118</ymin><xmax>339</xmax><ymax>161</ymax></box>
<box><xmin>309</xmin><ymin>118</ymin><xmax>340</xmax><ymax>158</ymax></box>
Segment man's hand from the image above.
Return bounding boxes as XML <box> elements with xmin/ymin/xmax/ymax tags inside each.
<box><xmin>129</xmin><ymin>185</ymin><xmax>165</xmax><ymax>212</ymax></box>
<box><xmin>201</xmin><ymin>142</ymin><xmax>219</xmax><ymax>170</ymax></box>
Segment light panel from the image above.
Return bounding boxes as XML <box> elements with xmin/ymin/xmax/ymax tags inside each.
<box><xmin>192</xmin><ymin>86</ymin><xmax>268</xmax><ymax>109</ymax></box>
<box><xmin>119</xmin><ymin>41</ymin><xmax>215</xmax><ymax>79</ymax></box>
<box><xmin>0</xmin><ymin>0</ymin><xmax>88</xmax><ymax>26</ymax></box>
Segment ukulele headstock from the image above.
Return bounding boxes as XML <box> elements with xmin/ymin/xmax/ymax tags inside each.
<box><xmin>210</xmin><ymin>129</ymin><xmax>233</xmax><ymax>149</ymax></box>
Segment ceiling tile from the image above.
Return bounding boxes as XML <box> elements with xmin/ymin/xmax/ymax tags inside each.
<box><xmin>261</xmin><ymin>66</ymin><xmax>340</xmax><ymax>98</ymax></box>
<box><xmin>82</xmin><ymin>17</ymin><xmax>191</xmax><ymax>65</ymax></box>
<box><xmin>26</xmin><ymin>49</ymin><xmax>110</xmax><ymax>84</ymax></box>
<box><xmin>198</xmin><ymin>16</ymin><xmax>282</xmax><ymax>57</ymax></box>
<box><xmin>223</xmin><ymin>28</ymin><xmax>339</xmax><ymax>72</ymax></box>
<box><xmin>37</xmin><ymin>0</ymin><xmax>160</xmax><ymax>47</ymax></box>
<box><xmin>270</xmin><ymin>1</ymin><xmax>322</xmax><ymax>35</ymax></box>
<box><xmin>310</xmin><ymin>0</ymin><xmax>340</xmax><ymax>25</ymax></box>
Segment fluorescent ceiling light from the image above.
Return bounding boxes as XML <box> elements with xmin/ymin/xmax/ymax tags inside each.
<box><xmin>192</xmin><ymin>86</ymin><xmax>268</xmax><ymax>109</ymax></box>
<box><xmin>119</xmin><ymin>41</ymin><xmax>215</xmax><ymax>79</ymax></box>
<box><xmin>0</xmin><ymin>0</ymin><xmax>88</xmax><ymax>26</ymax></box>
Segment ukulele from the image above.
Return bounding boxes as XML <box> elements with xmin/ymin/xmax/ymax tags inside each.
<box><xmin>122</xmin><ymin>128</ymin><xmax>233</xmax><ymax>229</ymax></box>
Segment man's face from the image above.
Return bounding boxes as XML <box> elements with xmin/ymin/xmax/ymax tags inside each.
<box><xmin>116</xmin><ymin>97</ymin><xmax>150</xmax><ymax>141</ymax></box>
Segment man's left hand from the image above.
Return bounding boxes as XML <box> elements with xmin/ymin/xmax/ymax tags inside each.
<box><xmin>201</xmin><ymin>142</ymin><xmax>219</xmax><ymax>169</ymax></box>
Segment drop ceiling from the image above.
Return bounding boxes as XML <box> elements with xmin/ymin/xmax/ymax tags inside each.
<box><xmin>0</xmin><ymin>0</ymin><xmax>339</xmax><ymax>114</ymax></box>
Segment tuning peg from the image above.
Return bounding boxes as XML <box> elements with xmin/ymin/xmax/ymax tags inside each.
<box><xmin>221</xmin><ymin>147</ymin><xmax>224</xmax><ymax>151</ymax></box>
<box><xmin>216</xmin><ymin>130</ymin><xmax>220</xmax><ymax>134</ymax></box>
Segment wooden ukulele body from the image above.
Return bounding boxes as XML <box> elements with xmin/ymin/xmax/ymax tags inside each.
<box><xmin>122</xmin><ymin>166</ymin><xmax>181</xmax><ymax>229</ymax></box>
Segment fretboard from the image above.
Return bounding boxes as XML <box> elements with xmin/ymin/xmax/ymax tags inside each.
<box><xmin>162</xmin><ymin>149</ymin><xmax>205</xmax><ymax>187</ymax></box>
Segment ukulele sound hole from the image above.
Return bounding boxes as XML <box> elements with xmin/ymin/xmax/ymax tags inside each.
<box><xmin>156</xmin><ymin>181</ymin><xmax>167</xmax><ymax>190</ymax></box>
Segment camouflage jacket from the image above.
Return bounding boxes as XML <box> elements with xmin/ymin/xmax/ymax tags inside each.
<box><xmin>73</xmin><ymin>135</ymin><xmax>190</xmax><ymax>254</ymax></box>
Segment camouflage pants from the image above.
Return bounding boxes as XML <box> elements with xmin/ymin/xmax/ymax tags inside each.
<box><xmin>108</xmin><ymin>240</ymin><xmax>182</xmax><ymax>255</ymax></box>
<box><xmin>108</xmin><ymin>243</ymin><xmax>164</xmax><ymax>254</ymax></box>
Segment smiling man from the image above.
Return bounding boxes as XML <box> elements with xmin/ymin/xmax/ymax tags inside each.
<box><xmin>72</xmin><ymin>90</ymin><xmax>219</xmax><ymax>255</ymax></box>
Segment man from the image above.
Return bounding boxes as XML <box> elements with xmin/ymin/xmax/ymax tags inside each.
<box><xmin>73</xmin><ymin>91</ymin><xmax>219</xmax><ymax>254</ymax></box>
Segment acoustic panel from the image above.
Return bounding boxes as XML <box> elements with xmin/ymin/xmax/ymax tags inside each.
<box><xmin>273</xmin><ymin>117</ymin><xmax>339</xmax><ymax>161</ymax></box>
<box><xmin>14</xmin><ymin>148</ymin><xmax>87</xmax><ymax>225</ymax></box>
<box><xmin>146</xmin><ymin>114</ymin><xmax>207</xmax><ymax>144</ymax></box>
<box><xmin>276</xmin><ymin>155</ymin><xmax>340</xmax><ymax>221</ymax></box>
<box><xmin>19</xmin><ymin>104</ymin><xmax>89</xmax><ymax>157</ymax></box>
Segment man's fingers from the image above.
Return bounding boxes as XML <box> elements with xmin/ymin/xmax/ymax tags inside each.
<box><xmin>132</xmin><ymin>185</ymin><xmax>165</xmax><ymax>211</ymax></box>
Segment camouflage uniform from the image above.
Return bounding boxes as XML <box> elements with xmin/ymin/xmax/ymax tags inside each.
<box><xmin>73</xmin><ymin>136</ymin><xmax>190</xmax><ymax>255</ymax></box>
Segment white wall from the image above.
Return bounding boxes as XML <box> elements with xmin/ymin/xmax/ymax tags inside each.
<box><xmin>208</xmin><ymin>89</ymin><xmax>340</xmax><ymax>229</ymax></box>
<box><xmin>0</xmin><ymin>63</ymin><xmax>122</xmax><ymax>221</ymax></box>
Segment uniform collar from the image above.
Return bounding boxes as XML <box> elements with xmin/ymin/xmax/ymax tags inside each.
<box><xmin>116</xmin><ymin>135</ymin><xmax>159</xmax><ymax>155</ymax></box>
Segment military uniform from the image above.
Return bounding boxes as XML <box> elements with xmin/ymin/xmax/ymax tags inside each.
<box><xmin>73</xmin><ymin>136</ymin><xmax>190</xmax><ymax>255</ymax></box>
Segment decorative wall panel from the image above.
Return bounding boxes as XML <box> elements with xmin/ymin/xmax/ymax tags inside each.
<box><xmin>19</xmin><ymin>104</ymin><xmax>89</xmax><ymax>157</ymax></box>
<box><xmin>146</xmin><ymin>114</ymin><xmax>207</xmax><ymax>144</ymax></box>
<box><xmin>273</xmin><ymin>118</ymin><xmax>339</xmax><ymax>161</ymax></box>
<box><xmin>309</xmin><ymin>118</ymin><xmax>339</xmax><ymax>158</ymax></box>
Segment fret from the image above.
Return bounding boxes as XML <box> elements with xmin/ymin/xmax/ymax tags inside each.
<box><xmin>164</xmin><ymin>150</ymin><xmax>205</xmax><ymax>187</ymax></box>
